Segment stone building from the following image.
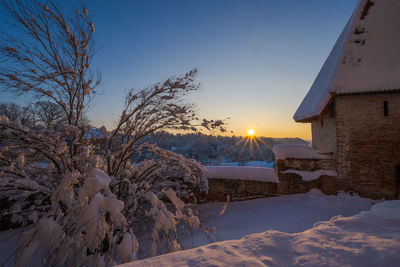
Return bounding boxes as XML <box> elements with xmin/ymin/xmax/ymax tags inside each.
<box><xmin>293</xmin><ymin>0</ymin><xmax>400</xmax><ymax>199</ymax></box>
<box><xmin>201</xmin><ymin>0</ymin><xmax>399</xmax><ymax>202</ymax></box>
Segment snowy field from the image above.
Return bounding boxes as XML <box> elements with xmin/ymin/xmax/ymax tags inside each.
<box><xmin>120</xmin><ymin>189</ymin><xmax>400</xmax><ymax>267</ymax></box>
<box><xmin>179</xmin><ymin>189</ymin><xmax>375</xmax><ymax>250</ymax></box>
<box><xmin>120</xmin><ymin>198</ymin><xmax>400</xmax><ymax>267</ymax></box>
<box><xmin>3</xmin><ymin>190</ymin><xmax>400</xmax><ymax>267</ymax></box>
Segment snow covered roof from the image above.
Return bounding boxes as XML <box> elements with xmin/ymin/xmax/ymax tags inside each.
<box><xmin>205</xmin><ymin>166</ymin><xmax>278</xmax><ymax>183</ymax></box>
<box><xmin>273</xmin><ymin>144</ymin><xmax>332</xmax><ymax>160</ymax></box>
<box><xmin>294</xmin><ymin>0</ymin><xmax>400</xmax><ymax>122</ymax></box>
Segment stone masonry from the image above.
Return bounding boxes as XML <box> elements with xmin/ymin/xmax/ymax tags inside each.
<box><xmin>276</xmin><ymin>157</ymin><xmax>339</xmax><ymax>196</ymax></box>
<box><xmin>205</xmin><ymin>178</ymin><xmax>278</xmax><ymax>202</ymax></box>
<box><xmin>201</xmin><ymin>156</ymin><xmax>338</xmax><ymax>203</ymax></box>
<box><xmin>335</xmin><ymin>92</ymin><xmax>400</xmax><ymax>199</ymax></box>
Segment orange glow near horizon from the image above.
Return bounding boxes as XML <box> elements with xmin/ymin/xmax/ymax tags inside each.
<box><xmin>110</xmin><ymin>114</ymin><xmax>312</xmax><ymax>141</ymax></box>
<box><xmin>235</xmin><ymin>121</ymin><xmax>311</xmax><ymax>141</ymax></box>
<box><xmin>163</xmin><ymin>122</ymin><xmax>311</xmax><ymax>141</ymax></box>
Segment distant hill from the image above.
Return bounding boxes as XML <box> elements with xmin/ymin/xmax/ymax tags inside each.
<box><xmin>136</xmin><ymin>132</ymin><xmax>308</xmax><ymax>165</ymax></box>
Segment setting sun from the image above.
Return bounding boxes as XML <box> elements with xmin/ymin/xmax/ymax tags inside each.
<box><xmin>248</xmin><ymin>129</ymin><xmax>255</xmax><ymax>136</ymax></box>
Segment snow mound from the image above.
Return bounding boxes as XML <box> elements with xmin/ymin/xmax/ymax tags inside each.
<box><xmin>273</xmin><ymin>144</ymin><xmax>332</xmax><ymax>160</ymax></box>
<box><xmin>205</xmin><ymin>166</ymin><xmax>278</xmax><ymax>183</ymax></box>
<box><xmin>118</xmin><ymin>200</ymin><xmax>400</xmax><ymax>267</ymax></box>
<box><xmin>282</xmin><ymin>169</ymin><xmax>337</xmax><ymax>181</ymax></box>
<box><xmin>179</xmin><ymin>189</ymin><xmax>374</xmax><ymax>250</ymax></box>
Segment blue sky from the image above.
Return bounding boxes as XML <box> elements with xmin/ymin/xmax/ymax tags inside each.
<box><xmin>0</xmin><ymin>0</ymin><xmax>358</xmax><ymax>139</ymax></box>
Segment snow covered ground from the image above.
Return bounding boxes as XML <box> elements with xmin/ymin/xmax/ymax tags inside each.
<box><xmin>120</xmin><ymin>192</ymin><xmax>400</xmax><ymax>267</ymax></box>
<box><xmin>124</xmin><ymin>189</ymin><xmax>385</xmax><ymax>266</ymax></box>
<box><xmin>120</xmin><ymin>199</ymin><xmax>400</xmax><ymax>267</ymax></box>
<box><xmin>3</xmin><ymin>190</ymin><xmax>398</xmax><ymax>267</ymax></box>
<box><xmin>179</xmin><ymin>189</ymin><xmax>375</xmax><ymax>249</ymax></box>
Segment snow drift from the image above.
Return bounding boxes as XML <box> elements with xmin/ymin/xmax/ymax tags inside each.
<box><xmin>118</xmin><ymin>200</ymin><xmax>400</xmax><ymax>267</ymax></box>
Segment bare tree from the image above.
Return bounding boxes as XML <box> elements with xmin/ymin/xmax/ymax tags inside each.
<box><xmin>0</xmin><ymin>102</ymin><xmax>22</xmax><ymax>121</ymax></box>
<box><xmin>0</xmin><ymin>102</ymin><xmax>36</xmax><ymax>126</ymax></box>
<box><xmin>0</xmin><ymin>0</ymin><xmax>100</xmax><ymax>126</ymax></box>
<box><xmin>34</xmin><ymin>100</ymin><xmax>66</xmax><ymax>129</ymax></box>
<box><xmin>20</xmin><ymin>103</ymin><xmax>37</xmax><ymax>127</ymax></box>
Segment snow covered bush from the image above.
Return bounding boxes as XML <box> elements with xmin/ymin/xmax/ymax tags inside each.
<box><xmin>0</xmin><ymin>0</ymin><xmax>225</xmax><ymax>265</ymax></box>
<box><xmin>0</xmin><ymin>117</ymin><xmax>214</xmax><ymax>265</ymax></box>
<box><xmin>15</xmin><ymin>169</ymin><xmax>137</xmax><ymax>266</ymax></box>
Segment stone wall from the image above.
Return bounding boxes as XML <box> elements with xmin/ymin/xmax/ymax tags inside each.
<box><xmin>278</xmin><ymin>172</ymin><xmax>341</xmax><ymax>196</ymax></box>
<box><xmin>276</xmin><ymin>158</ymin><xmax>336</xmax><ymax>172</ymax></box>
<box><xmin>311</xmin><ymin>103</ymin><xmax>337</xmax><ymax>154</ymax></box>
<box><xmin>204</xmin><ymin>178</ymin><xmax>278</xmax><ymax>202</ymax></box>
<box><xmin>276</xmin><ymin>157</ymin><xmax>339</xmax><ymax>195</ymax></box>
<box><xmin>202</xmin><ymin>157</ymin><xmax>338</xmax><ymax>202</ymax></box>
<box><xmin>335</xmin><ymin>92</ymin><xmax>400</xmax><ymax>199</ymax></box>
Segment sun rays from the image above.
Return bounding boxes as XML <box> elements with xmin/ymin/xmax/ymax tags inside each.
<box><xmin>231</xmin><ymin>130</ymin><xmax>272</xmax><ymax>162</ymax></box>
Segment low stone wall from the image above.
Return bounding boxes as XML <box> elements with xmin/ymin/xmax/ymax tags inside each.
<box><xmin>204</xmin><ymin>178</ymin><xmax>278</xmax><ymax>202</ymax></box>
<box><xmin>200</xmin><ymin>174</ymin><xmax>340</xmax><ymax>202</ymax></box>
<box><xmin>278</xmin><ymin>172</ymin><xmax>341</xmax><ymax>196</ymax></box>
<box><xmin>276</xmin><ymin>158</ymin><xmax>336</xmax><ymax>172</ymax></box>
<box><xmin>200</xmin><ymin>158</ymin><xmax>339</xmax><ymax>203</ymax></box>
<box><xmin>276</xmin><ymin>158</ymin><xmax>340</xmax><ymax>195</ymax></box>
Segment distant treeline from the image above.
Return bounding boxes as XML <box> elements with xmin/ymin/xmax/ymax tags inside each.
<box><xmin>0</xmin><ymin>102</ymin><xmax>90</xmax><ymax>129</ymax></box>
<box><xmin>1</xmin><ymin>102</ymin><xmax>307</xmax><ymax>166</ymax></box>
<box><xmin>138</xmin><ymin>132</ymin><xmax>308</xmax><ymax>165</ymax></box>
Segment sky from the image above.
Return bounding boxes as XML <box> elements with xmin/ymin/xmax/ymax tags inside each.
<box><xmin>0</xmin><ymin>0</ymin><xmax>358</xmax><ymax>139</ymax></box>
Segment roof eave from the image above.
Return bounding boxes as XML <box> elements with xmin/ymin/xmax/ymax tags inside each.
<box><xmin>294</xmin><ymin>95</ymin><xmax>336</xmax><ymax>123</ymax></box>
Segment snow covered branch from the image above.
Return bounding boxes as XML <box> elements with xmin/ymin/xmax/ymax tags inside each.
<box><xmin>103</xmin><ymin>69</ymin><xmax>226</xmax><ymax>178</ymax></box>
<box><xmin>0</xmin><ymin>0</ymin><xmax>100</xmax><ymax>126</ymax></box>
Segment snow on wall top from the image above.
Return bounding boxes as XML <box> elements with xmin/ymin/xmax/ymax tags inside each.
<box><xmin>205</xmin><ymin>166</ymin><xmax>278</xmax><ymax>183</ymax></box>
<box><xmin>294</xmin><ymin>0</ymin><xmax>400</xmax><ymax>122</ymax></box>
<box><xmin>273</xmin><ymin>144</ymin><xmax>332</xmax><ymax>160</ymax></box>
